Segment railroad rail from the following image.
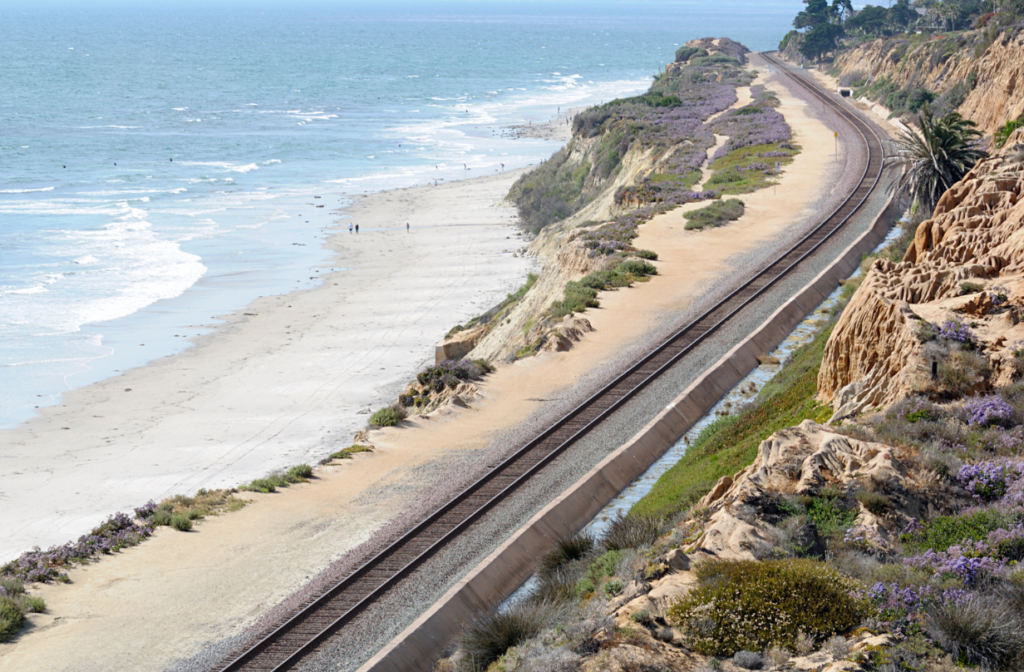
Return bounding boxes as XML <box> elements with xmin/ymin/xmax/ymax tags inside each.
<box><xmin>218</xmin><ymin>52</ymin><xmax>885</xmax><ymax>672</ymax></box>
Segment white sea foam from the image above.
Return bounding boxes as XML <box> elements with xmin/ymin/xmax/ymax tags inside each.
<box><xmin>2</xmin><ymin>286</ymin><xmax>48</xmax><ymax>296</ymax></box>
<box><xmin>0</xmin><ymin>215</ymin><xmax>207</xmax><ymax>335</ymax></box>
<box><xmin>0</xmin><ymin>187</ymin><xmax>55</xmax><ymax>194</ymax></box>
<box><xmin>230</xmin><ymin>164</ymin><xmax>259</xmax><ymax>173</ymax></box>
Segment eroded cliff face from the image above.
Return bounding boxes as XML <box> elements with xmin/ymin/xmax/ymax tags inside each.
<box><xmin>451</xmin><ymin>38</ymin><xmax>752</xmax><ymax>363</ymax></box>
<box><xmin>469</xmin><ymin>141</ymin><xmax>675</xmax><ymax>362</ymax></box>
<box><xmin>819</xmin><ymin>129</ymin><xmax>1024</xmax><ymax>415</ymax></box>
<box><xmin>833</xmin><ymin>31</ymin><xmax>1024</xmax><ymax>135</ymax></box>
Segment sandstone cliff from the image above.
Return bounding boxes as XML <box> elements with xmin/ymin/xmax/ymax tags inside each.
<box><xmin>831</xmin><ymin>30</ymin><xmax>1024</xmax><ymax>135</ymax></box>
<box><xmin>819</xmin><ymin>128</ymin><xmax>1024</xmax><ymax>415</ymax></box>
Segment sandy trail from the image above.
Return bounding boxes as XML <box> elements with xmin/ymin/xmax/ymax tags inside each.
<box><xmin>0</xmin><ymin>67</ymin><xmax>844</xmax><ymax>672</ymax></box>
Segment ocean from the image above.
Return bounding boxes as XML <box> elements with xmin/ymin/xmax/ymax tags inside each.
<box><xmin>0</xmin><ymin>0</ymin><xmax>799</xmax><ymax>427</ymax></box>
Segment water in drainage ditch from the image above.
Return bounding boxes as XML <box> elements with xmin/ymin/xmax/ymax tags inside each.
<box><xmin>502</xmin><ymin>220</ymin><xmax>907</xmax><ymax>607</ymax></box>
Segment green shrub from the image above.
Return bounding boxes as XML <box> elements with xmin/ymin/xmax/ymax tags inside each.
<box><xmin>578</xmin><ymin>549</ymin><xmax>624</xmax><ymax>596</ymax></box>
<box><xmin>675</xmin><ymin>46</ymin><xmax>706</xmax><ymax>62</ymax></box>
<box><xmin>0</xmin><ymin>578</ymin><xmax>24</xmax><ymax>595</ymax></box>
<box><xmin>287</xmin><ymin>464</ymin><xmax>313</xmax><ymax>481</ymax></box>
<box><xmin>472</xmin><ymin>358</ymin><xmax>496</xmax><ymax>374</ymax></box>
<box><xmin>550</xmin><ymin>281</ymin><xmax>599</xmax><ymax>317</ymax></box>
<box><xmin>152</xmin><ymin>509</ymin><xmax>173</xmax><ymax>525</ymax></box>
<box><xmin>630</xmin><ymin>609</ymin><xmax>654</xmax><ymax>625</ymax></box>
<box><xmin>938</xmin><ymin>349</ymin><xmax>991</xmax><ymax>397</ymax></box>
<box><xmin>0</xmin><ymin>596</ymin><xmax>25</xmax><ymax>642</ymax></box>
<box><xmin>170</xmin><ymin>514</ymin><xmax>193</xmax><ymax>532</ymax></box>
<box><xmin>579</xmin><ymin>269</ymin><xmax>632</xmax><ymax>291</ymax></box>
<box><xmin>806</xmin><ymin>494</ymin><xmax>858</xmax><ymax>537</ymax></box>
<box><xmin>616</xmin><ymin>259</ymin><xmax>657</xmax><ymax>277</ymax></box>
<box><xmin>370</xmin><ymin>406</ymin><xmax>406</xmax><ymax>427</ymax></box>
<box><xmin>459</xmin><ymin>600</ymin><xmax>560</xmax><ymax>668</ymax></box>
<box><xmin>905</xmin><ymin>509</ymin><xmax>1015</xmax><ymax>553</ymax></box>
<box><xmin>683</xmin><ymin>198</ymin><xmax>745</xmax><ymax>230</ymax></box>
<box><xmin>668</xmin><ymin>559</ymin><xmax>869</xmax><ymax>655</ymax></box>
<box><xmin>994</xmin><ymin>113</ymin><xmax>1024</xmax><ymax>149</ymax></box>
<box><xmin>330</xmin><ymin>444</ymin><xmax>374</xmax><ymax>460</ymax></box>
<box><xmin>635</xmin><ymin>249</ymin><xmax>658</xmax><ymax>260</ymax></box>
<box><xmin>603</xmin><ymin>578</ymin><xmax>625</xmax><ymax>596</ymax></box>
<box><xmin>18</xmin><ymin>596</ymin><xmax>45</xmax><ymax>614</ymax></box>
<box><xmin>960</xmin><ymin>281</ymin><xmax>985</xmax><ymax>295</ymax></box>
<box><xmin>856</xmin><ymin>490</ymin><xmax>893</xmax><ymax>517</ymax></box>
<box><xmin>925</xmin><ymin>596</ymin><xmax>1024</xmax><ymax>670</ymax></box>
<box><xmin>603</xmin><ymin>512</ymin><xmax>663</xmax><ymax>550</ymax></box>
<box><xmin>538</xmin><ymin>532</ymin><xmax>595</xmax><ymax>577</ymax></box>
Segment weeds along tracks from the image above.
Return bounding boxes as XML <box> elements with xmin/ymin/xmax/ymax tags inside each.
<box><xmin>218</xmin><ymin>53</ymin><xmax>885</xmax><ymax>672</ymax></box>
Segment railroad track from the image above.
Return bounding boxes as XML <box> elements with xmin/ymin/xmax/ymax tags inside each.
<box><xmin>218</xmin><ymin>52</ymin><xmax>885</xmax><ymax>672</ymax></box>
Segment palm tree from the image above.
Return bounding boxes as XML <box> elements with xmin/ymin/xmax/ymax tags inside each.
<box><xmin>887</xmin><ymin>106</ymin><xmax>986</xmax><ymax>215</ymax></box>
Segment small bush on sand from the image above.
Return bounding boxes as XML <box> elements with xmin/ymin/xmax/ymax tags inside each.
<box><xmin>138</xmin><ymin>489</ymin><xmax>245</xmax><ymax>530</ymax></box>
<box><xmin>764</xmin><ymin>644</ymin><xmax>791</xmax><ymax>668</ymax></box>
<box><xmin>472</xmin><ymin>358</ymin><xmax>496</xmax><ymax>374</ymax></box>
<box><xmin>925</xmin><ymin>595</ymin><xmax>1024</xmax><ymax>669</ymax></box>
<box><xmin>0</xmin><ymin>596</ymin><xmax>25</xmax><ymax>641</ymax></box>
<box><xmin>370</xmin><ymin>405</ymin><xmax>406</xmax><ymax>428</ymax></box>
<box><xmin>241</xmin><ymin>477</ymin><xmax>278</xmax><ymax>494</ymax></box>
<box><xmin>825</xmin><ymin>634</ymin><xmax>850</xmax><ymax>660</ymax></box>
<box><xmin>635</xmin><ymin>249</ymin><xmax>658</xmax><ymax>260</ymax></box>
<box><xmin>550</xmin><ymin>281</ymin><xmax>599</xmax><ymax>317</ymax></box>
<box><xmin>18</xmin><ymin>596</ymin><xmax>45</xmax><ymax>614</ymax></box>
<box><xmin>538</xmin><ymin>531</ymin><xmax>596</xmax><ymax>577</ymax></box>
<box><xmin>288</xmin><ymin>464</ymin><xmax>313</xmax><ymax>480</ymax></box>
<box><xmin>459</xmin><ymin>600</ymin><xmax>562</xmax><ymax>668</ymax></box>
<box><xmin>0</xmin><ymin>578</ymin><xmax>24</xmax><ymax>595</ymax></box>
<box><xmin>616</xmin><ymin>259</ymin><xmax>658</xmax><ymax>277</ymax></box>
<box><xmin>603</xmin><ymin>512</ymin><xmax>663</xmax><ymax>551</ymax></box>
<box><xmin>330</xmin><ymin>445</ymin><xmax>374</xmax><ymax>460</ymax></box>
<box><xmin>732</xmin><ymin>650</ymin><xmax>764</xmax><ymax>669</ymax></box>
<box><xmin>668</xmin><ymin>559</ymin><xmax>868</xmax><ymax>656</ymax></box>
<box><xmin>170</xmin><ymin>514</ymin><xmax>193</xmax><ymax>532</ymax></box>
<box><xmin>684</xmin><ymin>198</ymin><xmax>745</xmax><ymax>230</ymax></box>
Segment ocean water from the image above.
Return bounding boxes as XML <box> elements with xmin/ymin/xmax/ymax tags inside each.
<box><xmin>0</xmin><ymin>0</ymin><xmax>799</xmax><ymax>427</ymax></box>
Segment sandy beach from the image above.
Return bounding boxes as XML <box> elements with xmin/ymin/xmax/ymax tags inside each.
<box><xmin>0</xmin><ymin>63</ymin><xmax>852</xmax><ymax>672</ymax></box>
<box><xmin>0</xmin><ymin>170</ymin><xmax>534</xmax><ymax>563</ymax></box>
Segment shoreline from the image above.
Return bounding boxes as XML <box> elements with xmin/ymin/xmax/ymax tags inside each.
<box><xmin>0</xmin><ymin>59</ymin><xmax>854</xmax><ymax>672</ymax></box>
<box><xmin>0</xmin><ymin>167</ymin><xmax>536</xmax><ymax>564</ymax></box>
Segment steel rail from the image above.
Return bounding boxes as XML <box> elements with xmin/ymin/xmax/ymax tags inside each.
<box><xmin>218</xmin><ymin>51</ymin><xmax>885</xmax><ymax>672</ymax></box>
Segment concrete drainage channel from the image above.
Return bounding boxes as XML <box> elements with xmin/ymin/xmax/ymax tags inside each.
<box><xmin>358</xmin><ymin>195</ymin><xmax>901</xmax><ymax>672</ymax></box>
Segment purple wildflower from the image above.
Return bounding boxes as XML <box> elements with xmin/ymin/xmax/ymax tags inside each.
<box><xmin>939</xmin><ymin>319</ymin><xmax>975</xmax><ymax>345</ymax></box>
<box><xmin>964</xmin><ymin>396</ymin><xmax>1014</xmax><ymax>427</ymax></box>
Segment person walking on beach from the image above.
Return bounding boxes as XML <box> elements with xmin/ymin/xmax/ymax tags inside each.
<box><xmin>406</xmin><ymin>222</ymin><xmax>410</xmax><ymax>232</ymax></box>
<box><xmin>355</xmin><ymin>224</ymin><xmax>359</xmax><ymax>233</ymax></box>
<box><xmin>349</xmin><ymin>223</ymin><xmax>353</xmax><ymax>234</ymax></box>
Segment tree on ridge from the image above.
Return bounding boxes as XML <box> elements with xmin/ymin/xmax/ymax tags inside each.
<box><xmin>887</xmin><ymin>105</ymin><xmax>987</xmax><ymax>216</ymax></box>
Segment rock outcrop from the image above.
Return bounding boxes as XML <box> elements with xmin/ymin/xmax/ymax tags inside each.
<box><xmin>819</xmin><ymin>129</ymin><xmax>1024</xmax><ymax>415</ymax></box>
<box><xmin>686</xmin><ymin>420</ymin><xmax>914</xmax><ymax>560</ymax></box>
